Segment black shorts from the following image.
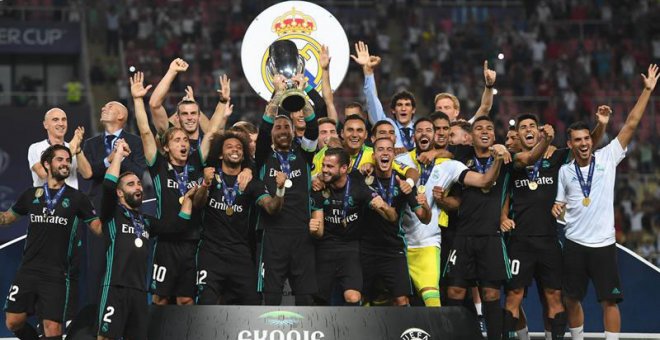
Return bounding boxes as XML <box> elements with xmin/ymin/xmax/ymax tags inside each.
<box><xmin>361</xmin><ymin>252</ymin><xmax>412</xmax><ymax>301</ymax></box>
<box><xmin>97</xmin><ymin>286</ymin><xmax>148</xmax><ymax>339</ymax></box>
<box><xmin>4</xmin><ymin>269</ymin><xmax>69</xmax><ymax>323</ymax></box>
<box><xmin>151</xmin><ymin>240</ymin><xmax>197</xmax><ymax>298</ymax></box>
<box><xmin>562</xmin><ymin>239</ymin><xmax>623</xmax><ymax>303</ymax></box>
<box><xmin>506</xmin><ymin>235</ymin><xmax>562</xmax><ymax>291</ymax></box>
<box><xmin>196</xmin><ymin>246</ymin><xmax>260</xmax><ymax>305</ymax></box>
<box><xmin>440</xmin><ymin>228</ymin><xmax>457</xmax><ymax>288</ymax></box>
<box><xmin>315</xmin><ymin>248</ymin><xmax>362</xmax><ymax>304</ymax></box>
<box><xmin>258</xmin><ymin>230</ymin><xmax>317</xmax><ymax>295</ymax></box>
<box><xmin>443</xmin><ymin>235</ymin><xmax>510</xmax><ymax>287</ymax></box>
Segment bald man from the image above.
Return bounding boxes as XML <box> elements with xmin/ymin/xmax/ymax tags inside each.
<box><xmin>82</xmin><ymin>100</ymin><xmax>146</xmax><ymax>305</ymax></box>
<box><xmin>28</xmin><ymin>108</ymin><xmax>92</xmax><ymax>188</ymax></box>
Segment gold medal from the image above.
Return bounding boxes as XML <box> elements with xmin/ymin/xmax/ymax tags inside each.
<box><xmin>365</xmin><ymin>175</ymin><xmax>374</xmax><ymax>186</ymax></box>
<box><xmin>481</xmin><ymin>188</ymin><xmax>491</xmax><ymax>194</ymax></box>
<box><xmin>528</xmin><ymin>181</ymin><xmax>538</xmax><ymax>190</ymax></box>
<box><xmin>582</xmin><ymin>197</ymin><xmax>591</xmax><ymax>207</ymax></box>
<box><xmin>226</xmin><ymin>206</ymin><xmax>234</xmax><ymax>216</ymax></box>
<box><xmin>322</xmin><ymin>189</ymin><xmax>330</xmax><ymax>199</ymax></box>
<box><xmin>179</xmin><ymin>196</ymin><xmax>184</xmax><ymax>205</ymax></box>
<box><xmin>35</xmin><ymin>188</ymin><xmax>44</xmax><ymax>198</ymax></box>
<box><xmin>342</xmin><ymin>219</ymin><xmax>348</xmax><ymax>228</ymax></box>
<box><xmin>215</xmin><ymin>174</ymin><xmax>221</xmax><ymax>182</ymax></box>
<box><xmin>418</xmin><ymin>185</ymin><xmax>426</xmax><ymax>194</ymax></box>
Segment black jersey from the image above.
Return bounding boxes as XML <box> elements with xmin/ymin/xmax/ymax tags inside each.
<box><xmin>201</xmin><ymin>173</ymin><xmax>270</xmax><ymax>255</ymax></box>
<box><xmin>456</xmin><ymin>155</ymin><xmax>512</xmax><ymax>236</ymax></box>
<box><xmin>10</xmin><ymin>185</ymin><xmax>97</xmax><ymax>276</ymax></box>
<box><xmin>360</xmin><ymin>173</ymin><xmax>420</xmax><ymax>256</ymax></box>
<box><xmin>148</xmin><ymin>152</ymin><xmax>201</xmax><ymax>241</ymax></box>
<box><xmin>99</xmin><ymin>175</ymin><xmax>191</xmax><ymax>291</ymax></box>
<box><xmin>310</xmin><ymin>172</ymin><xmax>377</xmax><ymax>252</ymax></box>
<box><xmin>509</xmin><ymin>148</ymin><xmax>570</xmax><ymax>236</ymax></box>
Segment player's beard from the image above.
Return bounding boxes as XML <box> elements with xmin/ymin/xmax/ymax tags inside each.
<box><xmin>323</xmin><ymin>172</ymin><xmax>341</xmax><ymax>185</ymax></box>
<box><xmin>52</xmin><ymin>165</ymin><xmax>70</xmax><ymax>181</ymax></box>
<box><xmin>125</xmin><ymin>191</ymin><xmax>143</xmax><ymax>209</ymax></box>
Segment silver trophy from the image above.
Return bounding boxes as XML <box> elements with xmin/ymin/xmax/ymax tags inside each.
<box><xmin>267</xmin><ymin>40</ymin><xmax>307</xmax><ymax>112</ymax></box>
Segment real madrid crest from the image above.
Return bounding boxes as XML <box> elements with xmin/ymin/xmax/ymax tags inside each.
<box><xmin>241</xmin><ymin>1</ymin><xmax>350</xmax><ymax>100</ymax></box>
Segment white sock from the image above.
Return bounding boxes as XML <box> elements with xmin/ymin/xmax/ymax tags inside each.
<box><xmin>605</xmin><ymin>331</ymin><xmax>619</xmax><ymax>340</ymax></box>
<box><xmin>569</xmin><ymin>325</ymin><xmax>584</xmax><ymax>340</ymax></box>
<box><xmin>516</xmin><ymin>326</ymin><xmax>530</xmax><ymax>340</ymax></box>
<box><xmin>544</xmin><ymin>330</ymin><xmax>552</xmax><ymax>340</ymax></box>
<box><xmin>475</xmin><ymin>302</ymin><xmax>483</xmax><ymax>315</ymax></box>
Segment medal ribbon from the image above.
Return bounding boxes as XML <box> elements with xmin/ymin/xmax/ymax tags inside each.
<box><xmin>417</xmin><ymin>154</ymin><xmax>433</xmax><ymax>186</ymax></box>
<box><xmin>574</xmin><ymin>155</ymin><xmax>595</xmax><ymax>199</ymax></box>
<box><xmin>218</xmin><ymin>168</ymin><xmax>239</xmax><ymax>208</ymax></box>
<box><xmin>171</xmin><ymin>163</ymin><xmax>189</xmax><ymax>198</ymax></box>
<box><xmin>526</xmin><ymin>159</ymin><xmax>542</xmax><ymax>184</ymax></box>
<box><xmin>341</xmin><ymin>176</ymin><xmax>352</xmax><ymax>223</ymax></box>
<box><xmin>189</xmin><ymin>131</ymin><xmax>203</xmax><ymax>155</ymax></box>
<box><xmin>350</xmin><ymin>148</ymin><xmax>364</xmax><ymax>173</ymax></box>
<box><xmin>43</xmin><ymin>184</ymin><xmax>66</xmax><ymax>215</ymax></box>
<box><xmin>473</xmin><ymin>156</ymin><xmax>493</xmax><ymax>174</ymax></box>
<box><xmin>275</xmin><ymin>151</ymin><xmax>292</xmax><ymax>177</ymax></box>
<box><xmin>120</xmin><ymin>204</ymin><xmax>145</xmax><ymax>240</ymax></box>
<box><xmin>375</xmin><ymin>174</ymin><xmax>396</xmax><ymax>206</ymax></box>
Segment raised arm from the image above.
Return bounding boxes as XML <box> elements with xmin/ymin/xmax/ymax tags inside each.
<box><xmin>351</xmin><ymin>41</ymin><xmax>385</xmax><ymax>125</ymax></box>
<box><xmin>319</xmin><ymin>45</ymin><xmax>338</xmax><ymax>123</ymax></box>
<box><xmin>129</xmin><ymin>72</ymin><xmax>158</xmax><ymax>163</ymax></box>
<box><xmin>463</xmin><ymin>145</ymin><xmax>507</xmax><ymax>188</ymax></box>
<box><xmin>69</xmin><ymin>126</ymin><xmax>93</xmax><ymax>179</ymax></box>
<box><xmin>200</xmin><ymin>74</ymin><xmax>232</xmax><ymax>162</ymax></box>
<box><xmin>149</xmin><ymin>58</ymin><xmax>189</xmax><ymax>134</ymax></box>
<box><xmin>590</xmin><ymin>105</ymin><xmax>611</xmax><ymax>146</ymax></box>
<box><xmin>513</xmin><ymin>125</ymin><xmax>554</xmax><ymax>168</ymax></box>
<box><xmin>472</xmin><ymin>60</ymin><xmax>497</xmax><ymax>119</ymax></box>
<box><xmin>616</xmin><ymin>64</ymin><xmax>659</xmax><ymax>149</ymax></box>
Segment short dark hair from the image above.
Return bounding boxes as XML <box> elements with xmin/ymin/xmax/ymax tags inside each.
<box><xmin>566</xmin><ymin>121</ymin><xmax>591</xmax><ymax>140</ymax></box>
<box><xmin>371</xmin><ymin>120</ymin><xmax>394</xmax><ymax>135</ymax></box>
<box><xmin>472</xmin><ymin>116</ymin><xmax>493</xmax><ymax>126</ymax></box>
<box><xmin>343</xmin><ymin>114</ymin><xmax>366</xmax><ymax>128</ymax></box>
<box><xmin>414</xmin><ymin>117</ymin><xmax>435</xmax><ymax>131</ymax></box>
<box><xmin>515</xmin><ymin>113</ymin><xmax>539</xmax><ymax>130</ymax></box>
<box><xmin>206</xmin><ymin>131</ymin><xmax>253</xmax><ymax>169</ymax></box>
<box><xmin>345</xmin><ymin>102</ymin><xmax>364</xmax><ymax>113</ymax></box>
<box><xmin>40</xmin><ymin>144</ymin><xmax>71</xmax><ymax>173</ymax></box>
<box><xmin>390</xmin><ymin>90</ymin><xmax>416</xmax><ymax>110</ymax></box>
<box><xmin>176</xmin><ymin>100</ymin><xmax>199</xmax><ymax>114</ymax></box>
<box><xmin>325</xmin><ymin>147</ymin><xmax>350</xmax><ymax>167</ymax></box>
<box><xmin>429</xmin><ymin>111</ymin><xmax>450</xmax><ymax>124</ymax></box>
<box><xmin>450</xmin><ymin>119</ymin><xmax>472</xmax><ymax>133</ymax></box>
<box><xmin>118</xmin><ymin>171</ymin><xmax>138</xmax><ymax>188</ymax></box>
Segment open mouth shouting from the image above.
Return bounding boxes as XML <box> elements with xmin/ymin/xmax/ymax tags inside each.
<box><xmin>418</xmin><ymin>136</ymin><xmax>431</xmax><ymax>150</ymax></box>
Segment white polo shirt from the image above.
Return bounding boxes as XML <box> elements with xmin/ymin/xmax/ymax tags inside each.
<box><xmin>400</xmin><ymin>154</ymin><xmax>468</xmax><ymax>248</ymax></box>
<box><xmin>27</xmin><ymin>139</ymin><xmax>79</xmax><ymax>188</ymax></box>
<box><xmin>556</xmin><ymin>138</ymin><xmax>626</xmax><ymax>247</ymax></box>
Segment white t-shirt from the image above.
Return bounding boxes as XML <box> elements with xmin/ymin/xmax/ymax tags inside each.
<box><xmin>400</xmin><ymin>155</ymin><xmax>468</xmax><ymax>248</ymax></box>
<box><xmin>27</xmin><ymin>139</ymin><xmax>79</xmax><ymax>188</ymax></box>
<box><xmin>556</xmin><ymin>138</ymin><xmax>627</xmax><ymax>247</ymax></box>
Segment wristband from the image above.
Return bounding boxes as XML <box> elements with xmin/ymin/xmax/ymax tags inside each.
<box><xmin>485</xmin><ymin>84</ymin><xmax>495</xmax><ymax>89</ymax></box>
<box><xmin>276</xmin><ymin>187</ymin><xmax>286</xmax><ymax>197</ymax></box>
<box><xmin>219</xmin><ymin>97</ymin><xmax>228</xmax><ymax>104</ymax></box>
